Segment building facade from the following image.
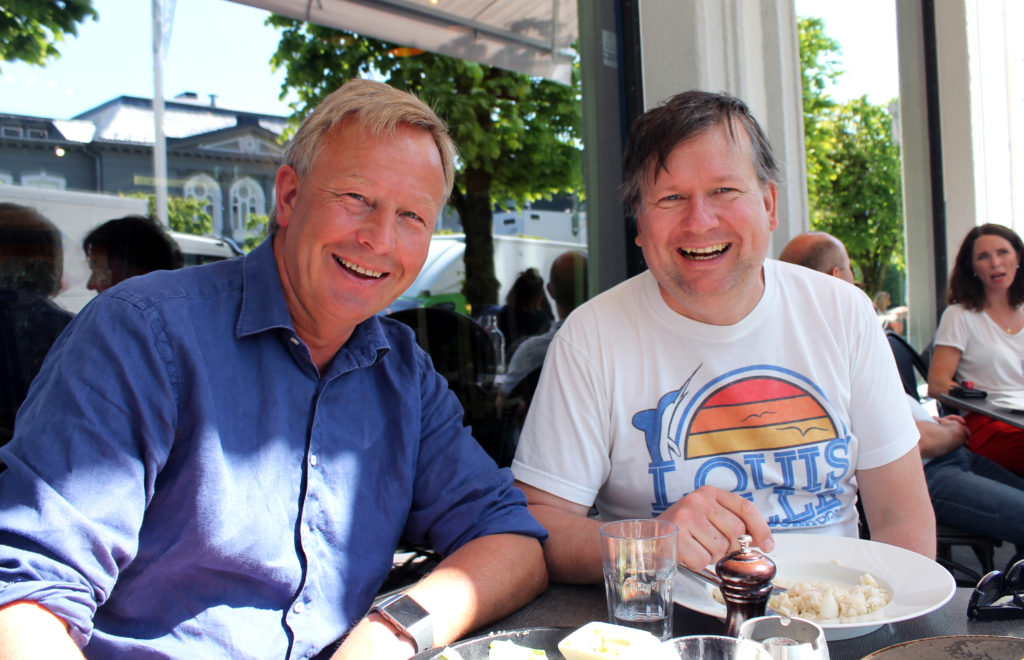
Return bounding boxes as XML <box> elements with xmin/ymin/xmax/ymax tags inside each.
<box><xmin>0</xmin><ymin>92</ymin><xmax>286</xmax><ymax>242</ymax></box>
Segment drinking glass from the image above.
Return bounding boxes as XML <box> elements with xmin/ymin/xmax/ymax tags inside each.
<box><xmin>666</xmin><ymin>635</ymin><xmax>773</xmax><ymax>659</ymax></box>
<box><xmin>599</xmin><ymin>518</ymin><xmax>678</xmax><ymax>641</ymax></box>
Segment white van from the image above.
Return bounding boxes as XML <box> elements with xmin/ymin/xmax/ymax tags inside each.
<box><xmin>386</xmin><ymin>233</ymin><xmax>587</xmax><ymax>315</ymax></box>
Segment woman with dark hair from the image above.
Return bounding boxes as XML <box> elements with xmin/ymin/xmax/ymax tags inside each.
<box><xmin>928</xmin><ymin>223</ymin><xmax>1024</xmax><ymax>474</ymax></box>
<box><xmin>496</xmin><ymin>267</ymin><xmax>552</xmax><ymax>363</ymax></box>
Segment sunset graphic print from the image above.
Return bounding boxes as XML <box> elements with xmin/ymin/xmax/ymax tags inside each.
<box><xmin>631</xmin><ymin>365</ymin><xmax>852</xmax><ymax>530</ymax></box>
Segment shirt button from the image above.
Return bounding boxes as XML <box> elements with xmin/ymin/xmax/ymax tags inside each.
<box><xmin>293</xmin><ymin>601</ymin><xmax>305</xmax><ymax>614</ymax></box>
<box><xmin>290</xmin><ymin>336</ymin><xmax>300</xmax><ymax>346</ymax></box>
<box><xmin>309</xmin><ymin>454</ymin><xmax>318</xmax><ymax>466</ymax></box>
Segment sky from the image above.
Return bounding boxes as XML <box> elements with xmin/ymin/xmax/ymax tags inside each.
<box><xmin>0</xmin><ymin>0</ymin><xmax>899</xmax><ymax>121</ymax></box>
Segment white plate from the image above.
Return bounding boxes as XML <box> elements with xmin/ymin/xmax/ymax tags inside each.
<box><xmin>673</xmin><ymin>534</ymin><xmax>956</xmax><ymax>641</ymax></box>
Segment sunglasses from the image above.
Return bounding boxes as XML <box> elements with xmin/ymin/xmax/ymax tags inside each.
<box><xmin>968</xmin><ymin>559</ymin><xmax>1024</xmax><ymax>620</ymax></box>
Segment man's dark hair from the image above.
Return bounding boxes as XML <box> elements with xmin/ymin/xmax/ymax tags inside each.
<box><xmin>948</xmin><ymin>223</ymin><xmax>1024</xmax><ymax>311</ymax></box>
<box><xmin>621</xmin><ymin>90</ymin><xmax>780</xmax><ymax>215</ymax></box>
<box><xmin>0</xmin><ymin>202</ymin><xmax>63</xmax><ymax>297</ymax></box>
<box><xmin>548</xmin><ymin>251</ymin><xmax>588</xmax><ymax>312</ymax></box>
<box><xmin>84</xmin><ymin>215</ymin><xmax>180</xmax><ymax>284</ymax></box>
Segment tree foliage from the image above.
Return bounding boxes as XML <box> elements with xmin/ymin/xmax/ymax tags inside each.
<box><xmin>798</xmin><ymin>16</ymin><xmax>904</xmax><ymax>299</ymax></box>
<box><xmin>131</xmin><ymin>194</ymin><xmax>214</xmax><ymax>236</ymax></box>
<box><xmin>0</xmin><ymin>0</ymin><xmax>97</xmax><ymax>71</ymax></box>
<box><xmin>266</xmin><ymin>18</ymin><xmax>583</xmax><ymax>311</ymax></box>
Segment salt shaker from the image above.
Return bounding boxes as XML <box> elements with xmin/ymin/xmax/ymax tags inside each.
<box><xmin>716</xmin><ymin>534</ymin><xmax>777</xmax><ymax>637</ymax></box>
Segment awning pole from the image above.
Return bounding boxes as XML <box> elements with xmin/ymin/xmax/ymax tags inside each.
<box><xmin>152</xmin><ymin>0</ymin><xmax>170</xmax><ymax>227</ymax></box>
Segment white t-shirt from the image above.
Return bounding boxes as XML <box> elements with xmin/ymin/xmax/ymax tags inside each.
<box><xmin>933</xmin><ymin>303</ymin><xmax>1024</xmax><ymax>407</ymax></box>
<box><xmin>511</xmin><ymin>260</ymin><xmax>918</xmax><ymax>538</ymax></box>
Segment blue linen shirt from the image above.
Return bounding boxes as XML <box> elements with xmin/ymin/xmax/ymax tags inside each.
<box><xmin>0</xmin><ymin>239</ymin><xmax>546</xmax><ymax>659</ymax></box>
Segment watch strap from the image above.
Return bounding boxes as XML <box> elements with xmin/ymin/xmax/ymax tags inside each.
<box><xmin>373</xmin><ymin>593</ymin><xmax>433</xmax><ymax>652</ymax></box>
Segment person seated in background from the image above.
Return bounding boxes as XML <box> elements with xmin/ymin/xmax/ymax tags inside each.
<box><xmin>908</xmin><ymin>394</ymin><xmax>1024</xmax><ymax>555</ymax></box>
<box><xmin>501</xmin><ymin>250</ymin><xmax>588</xmax><ymax>396</ymax></box>
<box><xmin>83</xmin><ymin>214</ymin><xmax>181</xmax><ymax>292</ymax></box>
<box><xmin>511</xmin><ymin>91</ymin><xmax>933</xmax><ymax>586</ymax></box>
<box><xmin>497</xmin><ymin>267</ymin><xmax>552</xmax><ymax>362</ymax></box>
<box><xmin>0</xmin><ymin>79</ymin><xmax>547</xmax><ymax>660</ymax></box>
<box><xmin>0</xmin><ymin>203</ymin><xmax>74</xmax><ymax>445</ymax></box>
<box><xmin>928</xmin><ymin>223</ymin><xmax>1024</xmax><ymax>475</ymax></box>
<box><xmin>782</xmin><ymin>230</ymin><xmax>1024</xmax><ymax>554</ymax></box>
<box><xmin>777</xmin><ymin>230</ymin><xmax>856</xmax><ymax>285</ymax></box>
<box><xmin>882</xmin><ymin>305</ymin><xmax>908</xmax><ymax>337</ymax></box>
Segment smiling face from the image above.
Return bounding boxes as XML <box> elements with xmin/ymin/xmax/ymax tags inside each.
<box><xmin>273</xmin><ymin>120</ymin><xmax>445</xmax><ymax>362</ymax></box>
<box><xmin>634</xmin><ymin>121</ymin><xmax>778</xmax><ymax>324</ymax></box>
<box><xmin>972</xmin><ymin>233</ymin><xmax>1020</xmax><ymax>297</ymax></box>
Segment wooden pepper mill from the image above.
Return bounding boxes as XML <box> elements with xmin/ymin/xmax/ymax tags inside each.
<box><xmin>716</xmin><ymin>534</ymin><xmax>777</xmax><ymax>637</ymax></box>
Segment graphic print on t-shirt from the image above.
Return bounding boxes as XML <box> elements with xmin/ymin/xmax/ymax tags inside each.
<box><xmin>631</xmin><ymin>364</ymin><xmax>851</xmax><ymax>531</ymax></box>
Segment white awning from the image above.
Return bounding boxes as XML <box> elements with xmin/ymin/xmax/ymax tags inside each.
<box><xmin>231</xmin><ymin>0</ymin><xmax>577</xmax><ymax>85</ymax></box>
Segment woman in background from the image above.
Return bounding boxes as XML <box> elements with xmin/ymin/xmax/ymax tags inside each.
<box><xmin>497</xmin><ymin>268</ymin><xmax>552</xmax><ymax>362</ymax></box>
<box><xmin>928</xmin><ymin>223</ymin><xmax>1024</xmax><ymax>474</ymax></box>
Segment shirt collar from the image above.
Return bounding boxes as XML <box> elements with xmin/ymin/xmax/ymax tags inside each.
<box><xmin>237</xmin><ymin>237</ymin><xmax>391</xmax><ymax>370</ymax></box>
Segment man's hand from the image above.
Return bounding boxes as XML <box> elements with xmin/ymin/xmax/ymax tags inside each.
<box><xmin>917</xmin><ymin>415</ymin><xmax>969</xmax><ymax>459</ymax></box>
<box><xmin>659</xmin><ymin>485</ymin><xmax>773</xmax><ymax>570</ymax></box>
<box><xmin>517</xmin><ymin>481</ymin><xmax>772</xmax><ymax>582</ymax></box>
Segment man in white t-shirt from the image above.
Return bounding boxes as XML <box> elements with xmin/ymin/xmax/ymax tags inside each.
<box><xmin>510</xmin><ymin>91</ymin><xmax>935</xmax><ymax>583</ymax></box>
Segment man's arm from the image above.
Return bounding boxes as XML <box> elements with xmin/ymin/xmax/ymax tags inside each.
<box><xmin>333</xmin><ymin>533</ymin><xmax>546</xmax><ymax>660</ymax></box>
<box><xmin>0</xmin><ymin>601</ymin><xmax>84</xmax><ymax>660</ymax></box>
<box><xmin>516</xmin><ymin>481</ymin><xmax>773</xmax><ymax>584</ymax></box>
<box><xmin>917</xmin><ymin>416</ymin><xmax>969</xmax><ymax>459</ymax></box>
<box><xmin>857</xmin><ymin>447</ymin><xmax>936</xmax><ymax>558</ymax></box>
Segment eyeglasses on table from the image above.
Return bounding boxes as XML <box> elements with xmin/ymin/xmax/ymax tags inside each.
<box><xmin>968</xmin><ymin>557</ymin><xmax>1024</xmax><ymax>620</ymax></box>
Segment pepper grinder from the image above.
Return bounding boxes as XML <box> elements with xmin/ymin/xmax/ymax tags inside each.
<box><xmin>716</xmin><ymin>534</ymin><xmax>777</xmax><ymax>637</ymax></box>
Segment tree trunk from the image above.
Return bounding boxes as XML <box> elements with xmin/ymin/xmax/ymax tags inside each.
<box><xmin>453</xmin><ymin>167</ymin><xmax>498</xmax><ymax>315</ymax></box>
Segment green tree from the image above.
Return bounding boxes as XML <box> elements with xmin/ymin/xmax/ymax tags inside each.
<box><xmin>242</xmin><ymin>213</ymin><xmax>270</xmax><ymax>253</ymax></box>
<box><xmin>267</xmin><ymin>19</ymin><xmax>583</xmax><ymax>312</ymax></box>
<box><xmin>0</xmin><ymin>0</ymin><xmax>97</xmax><ymax>71</ymax></box>
<box><xmin>130</xmin><ymin>194</ymin><xmax>214</xmax><ymax>236</ymax></box>
<box><xmin>798</xmin><ymin>17</ymin><xmax>842</xmax><ymax>214</ymax></box>
<box><xmin>798</xmin><ymin>16</ymin><xmax>905</xmax><ymax>298</ymax></box>
<box><xmin>812</xmin><ymin>98</ymin><xmax>904</xmax><ymax>296</ymax></box>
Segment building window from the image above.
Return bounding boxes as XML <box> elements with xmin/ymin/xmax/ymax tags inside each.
<box><xmin>184</xmin><ymin>174</ymin><xmax>223</xmax><ymax>234</ymax></box>
<box><xmin>229</xmin><ymin>177</ymin><xmax>265</xmax><ymax>233</ymax></box>
<box><xmin>21</xmin><ymin>171</ymin><xmax>66</xmax><ymax>190</ymax></box>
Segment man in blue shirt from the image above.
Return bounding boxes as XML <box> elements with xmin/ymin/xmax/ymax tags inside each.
<box><xmin>0</xmin><ymin>79</ymin><xmax>548</xmax><ymax>659</ymax></box>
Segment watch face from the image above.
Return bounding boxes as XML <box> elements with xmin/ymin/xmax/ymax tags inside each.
<box><xmin>384</xmin><ymin>595</ymin><xmax>430</xmax><ymax>625</ymax></box>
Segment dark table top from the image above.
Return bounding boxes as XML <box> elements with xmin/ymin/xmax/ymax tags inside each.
<box><xmin>475</xmin><ymin>583</ymin><xmax>1023</xmax><ymax>660</ymax></box>
<box><xmin>939</xmin><ymin>393</ymin><xmax>1024</xmax><ymax>430</ymax></box>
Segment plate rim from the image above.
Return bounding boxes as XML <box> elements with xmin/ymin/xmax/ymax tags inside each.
<box><xmin>673</xmin><ymin>533</ymin><xmax>956</xmax><ymax>633</ymax></box>
<box><xmin>411</xmin><ymin>626</ymin><xmax>574</xmax><ymax>659</ymax></box>
<box><xmin>861</xmin><ymin>634</ymin><xmax>1024</xmax><ymax>658</ymax></box>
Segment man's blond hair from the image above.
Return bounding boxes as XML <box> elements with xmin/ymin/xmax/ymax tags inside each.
<box><xmin>285</xmin><ymin>78</ymin><xmax>456</xmax><ymax>199</ymax></box>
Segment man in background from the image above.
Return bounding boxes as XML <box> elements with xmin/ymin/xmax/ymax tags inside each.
<box><xmin>0</xmin><ymin>203</ymin><xmax>73</xmax><ymax>444</ymax></box>
<box><xmin>83</xmin><ymin>214</ymin><xmax>181</xmax><ymax>292</ymax></box>
<box><xmin>777</xmin><ymin>230</ymin><xmax>856</xmax><ymax>285</ymax></box>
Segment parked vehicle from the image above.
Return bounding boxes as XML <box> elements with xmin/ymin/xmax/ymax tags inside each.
<box><xmin>385</xmin><ymin>233</ymin><xmax>587</xmax><ymax>316</ymax></box>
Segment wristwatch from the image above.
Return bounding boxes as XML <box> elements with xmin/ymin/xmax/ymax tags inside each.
<box><xmin>371</xmin><ymin>593</ymin><xmax>433</xmax><ymax>653</ymax></box>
